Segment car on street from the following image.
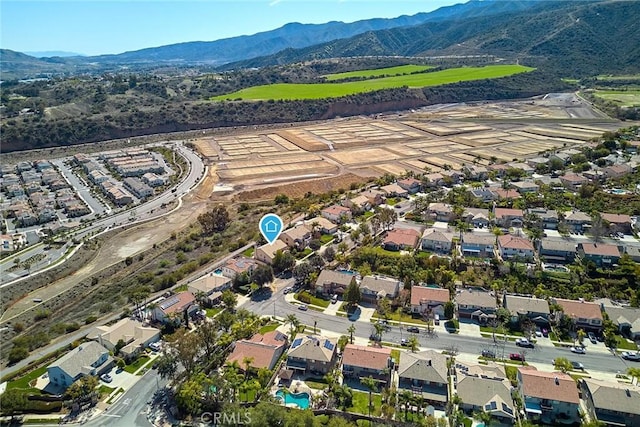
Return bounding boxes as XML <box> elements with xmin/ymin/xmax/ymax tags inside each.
<box><xmin>406</xmin><ymin>326</ymin><xmax>420</xmax><ymax>333</ymax></box>
<box><xmin>588</xmin><ymin>332</ymin><xmax>597</xmax><ymax>344</ymax></box>
<box><xmin>400</xmin><ymin>338</ymin><xmax>409</xmax><ymax>347</ymax></box>
<box><xmin>570</xmin><ymin>346</ymin><xmax>586</xmax><ymax>354</ymax></box>
<box><xmin>622</xmin><ymin>351</ymin><xmax>640</xmax><ymax>361</ymax></box>
<box><xmin>481</xmin><ymin>350</ymin><xmax>496</xmax><ymax>359</ymax></box>
<box><xmin>283</xmin><ymin>287</ymin><xmax>292</xmax><ymax>294</ymax></box>
<box><xmin>509</xmin><ymin>353</ymin><xmax>525</xmax><ymax>362</ymax></box>
<box><xmin>571</xmin><ymin>361</ymin><xmax>584</xmax><ymax>370</ymax></box>
<box><xmin>100</xmin><ymin>374</ymin><xmax>113</xmax><ymax>383</ymax></box>
<box><xmin>298</xmin><ymin>304</ymin><xmax>308</xmax><ymax>311</ymax></box>
<box><xmin>515</xmin><ymin>338</ymin><xmax>534</xmax><ymax>348</ymax></box>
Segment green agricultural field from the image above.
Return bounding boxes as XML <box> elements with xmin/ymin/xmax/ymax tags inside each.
<box><xmin>596</xmin><ymin>74</ymin><xmax>640</xmax><ymax>81</ymax></box>
<box><xmin>211</xmin><ymin>64</ymin><xmax>534</xmax><ymax>101</ymax></box>
<box><xmin>593</xmin><ymin>90</ymin><xmax>640</xmax><ymax>107</ymax></box>
<box><xmin>324</xmin><ymin>64</ymin><xmax>433</xmax><ymax>81</ymax></box>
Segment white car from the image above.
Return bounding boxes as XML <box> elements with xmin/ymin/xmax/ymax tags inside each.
<box><xmin>622</xmin><ymin>351</ymin><xmax>640</xmax><ymax>361</ymax></box>
<box><xmin>515</xmin><ymin>338</ymin><xmax>534</xmax><ymax>348</ymax></box>
<box><xmin>570</xmin><ymin>346</ymin><xmax>586</xmax><ymax>354</ymax></box>
<box><xmin>100</xmin><ymin>374</ymin><xmax>113</xmax><ymax>383</ymax></box>
<box><xmin>149</xmin><ymin>342</ymin><xmax>161</xmax><ymax>351</ymax></box>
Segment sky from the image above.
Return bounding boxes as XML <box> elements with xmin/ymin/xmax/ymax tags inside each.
<box><xmin>1</xmin><ymin>0</ymin><xmax>458</xmax><ymax>56</ymax></box>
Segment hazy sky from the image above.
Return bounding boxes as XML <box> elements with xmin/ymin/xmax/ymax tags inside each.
<box><xmin>1</xmin><ymin>0</ymin><xmax>457</xmax><ymax>56</ymax></box>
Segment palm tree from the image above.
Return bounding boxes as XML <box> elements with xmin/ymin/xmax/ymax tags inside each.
<box><xmin>474</xmin><ymin>409</ymin><xmax>493</xmax><ymax>426</ymax></box>
<box><xmin>398</xmin><ymin>390</ymin><xmax>413</xmax><ymax>421</ymax></box>
<box><xmin>360</xmin><ymin>376</ymin><xmax>379</xmax><ymax>418</ymax></box>
<box><xmin>242</xmin><ymin>356</ymin><xmax>254</xmax><ymax>380</ymax></box>
<box><xmin>223</xmin><ymin>362</ymin><xmax>243</xmax><ymax>402</ymax></box>
<box><xmin>408</xmin><ymin>336</ymin><xmax>420</xmax><ymax>353</ymax></box>
<box><xmin>286</xmin><ymin>314</ymin><xmax>300</xmax><ymax>338</ymax></box>
<box><xmin>374</xmin><ymin>322</ymin><xmax>386</xmax><ymax>343</ymax></box>
<box><xmin>347</xmin><ymin>324</ymin><xmax>356</xmax><ymax>344</ymax></box>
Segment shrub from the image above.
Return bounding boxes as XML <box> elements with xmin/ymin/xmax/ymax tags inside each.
<box><xmin>85</xmin><ymin>315</ymin><xmax>98</xmax><ymax>324</ymax></box>
<box><xmin>7</xmin><ymin>346</ymin><xmax>29</xmax><ymax>364</ymax></box>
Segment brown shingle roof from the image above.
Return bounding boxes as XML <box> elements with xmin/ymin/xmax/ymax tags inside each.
<box><xmin>342</xmin><ymin>344</ymin><xmax>391</xmax><ymax>370</ymax></box>
<box><xmin>411</xmin><ymin>286</ymin><xmax>450</xmax><ymax>306</ymax></box>
<box><xmin>554</xmin><ymin>298</ymin><xmax>603</xmax><ymax>322</ymax></box>
<box><xmin>497</xmin><ymin>235</ymin><xmax>534</xmax><ymax>251</ymax></box>
<box><xmin>601</xmin><ymin>213</ymin><xmax>632</xmax><ymax>224</ymax></box>
<box><xmin>581</xmin><ymin>243</ymin><xmax>620</xmax><ymax>257</ymax></box>
<box><xmin>519</xmin><ymin>368</ymin><xmax>579</xmax><ymax>404</ymax></box>
<box><xmin>494</xmin><ymin>208</ymin><xmax>523</xmax><ymax>219</ymax></box>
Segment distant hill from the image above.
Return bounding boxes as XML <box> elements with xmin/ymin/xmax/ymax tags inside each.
<box><xmin>225</xmin><ymin>1</ymin><xmax>640</xmax><ymax>77</ymax></box>
<box><xmin>24</xmin><ymin>51</ymin><xmax>85</xmax><ymax>58</ymax></box>
<box><xmin>0</xmin><ymin>49</ymin><xmax>69</xmax><ymax>80</ymax></box>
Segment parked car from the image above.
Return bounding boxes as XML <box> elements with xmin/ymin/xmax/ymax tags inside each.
<box><xmin>622</xmin><ymin>351</ymin><xmax>640</xmax><ymax>361</ymax></box>
<box><xmin>298</xmin><ymin>304</ymin><xmax>308</xmax><ymax>311</ymax></box>
<box><xmin>570</xmin><ymin>346</ymin><xmax>586</xmax><ymax>354</ymax></box>
<box><xmin>100</xmin><ymin>374</ymin><xmax>113</xmax><ymax>383</ymax></box>
<box><xmin>571</xmin><ymin>361</ymin><xmax>584</xmax><ymax>370</ymax></box>
<box><xmin>400</xmin><ymin>338</ymin><xmax>409</xmax><ymax>347</ymax></box>
<box><xmin>588</xmin><ymin>332</ymin><xmax>597</xmax><ymax>344</ymax></box>
<box><xmin>509</xmin><ymin>353</ymin><xmax>525</xmax><ymax>362</ymax></box>
<box><xmin>516</xmin><ymin>338</ymin><xmax>534</xmax><ymax>348</ymax></box>
<box><xmin>149</xmin><ymin>342</ymin><xmax>161</xmax><ymax>352</ymax></box>
<box><xmin>406</xmin><ymin>326</ymin><xmax>420</xmax><ymax>333</ymax></box>
<box><xmin>542</xmin><ymin>328</ymin><xmax>549</xmax><ymax>338</ymax></box>
<box><xmin>331</xmin><ymin>294</ymin><xmax>338</xmax><ymax>304</ymax></box>
<box><xmin>481</xmin><ymin>350</ymin><xmax>496</xmax><ymax>359</ymax></box>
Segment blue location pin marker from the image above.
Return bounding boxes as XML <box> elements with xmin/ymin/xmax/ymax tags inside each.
<box><xmin>259</xmin><ymin>214</ymin><xmax>284</xmax><ymax>245</ymax></box>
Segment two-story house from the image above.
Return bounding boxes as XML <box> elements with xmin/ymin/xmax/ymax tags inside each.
<box><xmin>539</xmin><ymin>239</ymin><xmax>577</xmax><ymax>264</ymax></box>
<box><xmin>512</xmin><ymin>181</ymin><xmax>540</xmax><ymax>194</ymax></box>
<box><xmin>456</xmin><ymin>289</ymin><xmax>496</xmax><ymax>324</ymax></box>
<box><xmin>227</xmin><ymin>331</ymin><xmax>288</xmax><ymax>372</ymax></box>
<box><xmin>579</xmin><ymin>242</ymin><xmax>621</xmax><ymax>268</ymax></box>
<box><xmin>255</xmin><ymin>240</ymin><xmax>288</xmax><ymax>264</ymax></box>
<box><xmin>526</xmin><ymin>208</ymin><xmax>559</xmax><ymax>230</ymax></box>
<box><xmin>397</xmin><ymin>350</ymin><xmax>449</xmax><ymax>409</ymax></box>
<box><xmin>518</xmin><ymin>368</ymin><xmax>580</xmax><ymax>425</ymax></box>
<box><xmin>461</xmin><ymin>208</ymin><xmax>490</xmax><ymax>228</ymax></box>
<box><xmin>580</xmin><ymin>378</ymin><xmax>640</xmax><ymax>427</ymax></box>
<box><xmin>600</xmin><ymin>302</ymin><xmax>640</xmax><ymax>340</ymax></box>
<box><xmin>88</xmin><ymin>318</ymin><xmax>160</xmax><ymax>359</ymax></box>
<box><xmin>305</xmin><ymin>217</ymin><xmax>338</xmax><ymax>235</ymax></box>
<box><xmin>341</xmin><ymin>344</ymin><xmax>393</xmax><ymax>386</ymax></box>
<box><xmin>460</xmin><ymin>233</ymin><xmax>495</xmax><ymax>259</ymax></box>
<box><xmin>457</xmin><ymin>374</ymin><xmax>515</xmax><ymax>424</ymax></box>
<box><xmin>397</xmin><ymin>178</ymin><xmax>422</xmax><ymax>194</ymax></box>
<box><xmin>47</xmin><ymin>342</ymin><xmax>113</xmax><ymax>389</ymax></box>
<box><xmin>497</xmin><ymin>235</ymin><xmax>535</xmax><ymax>261</ymax></box>
<box><xmin>426</xmin><ymin>203</ymin><xmax>455</xmax><ymax>222</ymax></box>
<box><xmin>564</xmin><ymin>210</ymin><xmax>592</xmax><ymax>232</ymax></box>
<box><xmin>503</xmin><ymin>294</ymin><xmax>550</xmax><ymax>327</ymax></box>
<box><xmin>279</xmin><ymin>224</ymin><xmax>311</xmax><ymax>250</ymax></box>
<box><xmin>411</xmin><ymin>286</ymin><xmax>450</xmax><ymax>318</ymax></box>
<box><xmin>321</xmin><ymin>205</ymin><xmax>352</xmax><ymax>223</ymax></box>
<box><xmin>552</xmin><ymin>298</ymin><xmax>603</xmax><ymax>333</ymax></box>
<box><xmin>221</xmin><ymin>257</ymin><xmax>257</xmax><ymax>279</ymax></box>
<box><xmin>380</xmin><ymin>183</ymin><xmax>409</xmax><ymax>198</ymax></box>
<box><xmin>360</xmin><ymin>275</ymin><xmax>401</xmax><ymax>303</ymax></box>
<box><xmin>421</xmin><ymin>228</ymin><xmax>454</xmax><ymax>254</ymax></box>
<box><xmin>493</xmin><ymin>208</ymin><xmax>524</xmax><ymax>228</ymax></box>
<box><xmin>383</xmin><ymin>228</ymin><xmax>421</xmax><ymax>251</ymax></box>
<box><xmin>153</xmin><ymin>292</ymin><xmax>199</xmax><ymax>324</ymax></box>
<box><xmin>601</xmin><ymin>213</ymin><xmax>633</xmax><ymax>235</ymax></box>
<box><xmin>315</xmin><ymin>269</ymin><xmax>355</xmax><ymax>297</ymax></box>
<box><xmin>188</xmin><ymin>274</ymin><xmax>232</xmax><ymax>305</ymax></box>
<box><xmin>286</xmin><ymin>335</ymin><xmax>338</xmax><ymax>375</ymax></box>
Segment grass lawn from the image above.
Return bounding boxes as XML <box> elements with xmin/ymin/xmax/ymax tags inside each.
<box><xmin>212</xmin><ymin>65</ymin><xmax>534</xmax><ymax>100</ymax></box>
<box><xmin>372</xmin><ymin>246</ymin><xmax>402</xmax><ymax>257</ymax></box>
<box><xmin>238</xmin><ymin>389</ymin><xmax>257</xmax><ymax>402</ymax></box>
<box><xmin>295</xmin><ymin>248</ymin><xmax>313</xmax><ymax>259</ymax></box>
<box><xmin>385</xmin><ymin>197</ymin><xmax>398</xmax><ymax>206</ymax></box>
<box><xmin>390</xmin><ymin>349</ymin><xmax>401</xmax><ymax>365</ymax></box>
<box><xmin>324</xmin><ymin>65</ymin><xmax>434</xmax><ymax>81</ymax></box>
<box><xmin>258</xmin><ymin>322</ymin><xmax>280</xmax><ymax>334</ymax></box>
<box><xmin>98</xmin><ymin>384</ymin><xmax>116</xmax><ymax>398</ymax></box>
<box><xmin>296</xmin><ymin>290</ymin><xmax>330</xmax><ymax>308</ymax></box>
<box><xmin>124</xmin><ymin>355</ymin><xmax>150</xmax><ymax>374</ymax></box>
<box><xmin>374</xmin><ymin>309</ymin><xmax>429</xmax><ymax>325</ymax></box>
<box><xmin>363</xmin><ymin>211</ymin><xmax>374</xmax><ymax>219</ymax></box>
<box><xmin>242</xmin><ymin>247</ymin><xmax>255</xmax><ymax>257</ymax></box>
<box><xmin>304</xmin><ymin>378</ymin><xmax>328</xmax><ymax>390</ymax></box>
<box><xmin>319</xmin><ymin>234</ymin><xmax>334</xmax><ymax>244</ymax></box>
<box><xmin>348</xmin><ymin>390</ymin><xmax>382</xmax><ymax>416</ymax></box>
<box><xmin>106</xmin><ymin>388</ymin><xmax>125</xmax><ymax>404</ymax></box>
<box><xmin>480</xmin><ymin>325</ymin><xmax>524</xmax><ymax>337</ymax></box>
<box><xmin>206</xmin><ymin>307</ymin><xmax>224</xmax><ymax>317</ymax></box>
<box><xmin>174</xmin><ymin>284</ymin><xmax>188</xmax><ymax>292</ymax></box>
<box><xmin>615</xmin><ymin>335</ymin><xmax>638</xmax><ymax>350</ymax></box>
<box><xmin>7</xmin><ymin>366</ymin><xmax>46</xmax><ymax>393</ymax></box>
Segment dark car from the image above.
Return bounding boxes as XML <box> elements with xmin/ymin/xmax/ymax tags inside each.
<box><xmin>406</xmin><ymin>326</ymin><xmax>420</xmax><ymax>333</ymax></box>
<box><xmin>481</xmin><ymin>350</ymin><xmax>496</xmax><ymax>359</ymax></box>
<box><xmin>588</xmin><ymin>332</ymin><xmax>597</xmax><ymax>344</ymax></box>
<box><xmin>509</xmin><ymin>353</ymin><xmax>525</xmax><ymax>362</ymax></box>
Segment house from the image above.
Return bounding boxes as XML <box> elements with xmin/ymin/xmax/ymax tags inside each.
<box><xmin>564</xmin><ymin>210</ymin><xmax>592</xmax><ymax>232</ymax></box>
<box><xmin>152</xmin><ymin>292</ymin><xmax>199</xmax><ymax>324</ymax></box>
<box><xmin>460</xmin><ymin>233</ymin><xmax>495</xmax><ymax>259</ymax></box>
<box><xmin>461</xmin><ymin>208</ymin><xmax>490</xmax><ymax>228</ymax></box>
<box><xmin>188</xmin><ymin>274</ymin><xmax>232</xmax><ymax>305</ymax></box>
<box><xmin>397</xmin><ymin>178</ymin><xmax>421</xmax><ymax>194</ymax></box>
<box><xmin>423</xmin><ymin>172</ymin><xmax>444</xmax><ymax>188</ymax></box>
<box><xmin>421</xmin><ymin>228</ymin><xmax>454</xmax><ymax>254</ymax></box>
<box><xmin>527</xmin><ymin>157</ymin><xmax>549</xmax><ymax>169</ymax></box>
<box><xmin>88</xmin><ymin>318</ymin><xmax>160</xmax><ymax>358</ymax></box>
<box><xmin>441</xmin><ymin>170</ymin><xmax>463</xmax><ymax>184</ymax></box>
<box><xmin>255</xmin><ymin>240</ymin><xmax>288</xmax><ymax>264</ymax></box>
<box><xmin>341</xmin><ymin>344</ymin><xmax>393</xmax><ymax>385</ymax></box>
<box><xmin>456</xmin><ymin>289</ymin><xmax>496</xmax><ymax>324</ymax></box>
<box><xmin>488</xmin><ymin>163</ymin><xmax>511</xmax><ymax>177</ymax></box>
<box><xmin>286</xmin><ymin>335</ymin><xmax>338</xmax><ymax>375</ymax></box>
<box><xmin>360</xmin><ymin>275</ymin><xmax>401</xmax><ymax>303</ymax></box>
<box><xmin>491</xmin><ymin>188</ymin><xmax>521</xmax><ymax>200</ymax></box>
<box><xmin>383</xmin><ymin>228</ymin><xmax>420</xmax><ymax>251</ymax></box>
<box><xmin>226</xmin><ymin>331</ymin><xmax>288</xmax><ymax>371</ymax></box>
<box><xmin>539</xmin><ymin>239</ymin><xmax>577</xmax><ymax>263</ymax></box>
<box><xmin>512</xmin><ymin>181</ymin><xmax>540</xmax><ymax>194</ymax></box>
<box><xmin>497</xmin><ymin>235</ymin><xmax>535</xmax><ymax>261</ymax></box>
<box><xmin>142</xmin><ymin>172</ymin><xmax>167</xmax><ymax>187</ymax></box>
<box><xmin>279</xmin><ymin>224</ymin><xmax>311</xmax><ymax>249</ymax></box>
<box><xmin>360</xmin><ymin>189</ymin><xmax>385</xmax><ymax>207</ymax></box>
<box><xmin>411</xmin><ymin>286</ymin><xmax>450</xmax><ymax>317</ymax></box>
<box><xmin>518</xmin><ymin>368</ymin><xmax>580</xmax><ymax>425</ymax></box>
<box><xmin>626</xmin><ymin>246</ymin><xmax>640</xmax><ymax>263</ymax></box>
<box><xmin>426</xmin><ymin>203</ymin><xmax>454</xmax><ymax>222</ymax></box>
<box><xmin>456</xmin><ymin>375</ymin><xmax>515</xmax><ymax>424</ymax></box>
<box><xmin>123</xmin><ymin>177</ymin><xmax>154</xmax><ymax>199</ymax></box>
<box><xmin>397</xmin><ymin>350</ymin><xmax>449</xmax><ymax>408</ymax></box>
<box><xmin>507</xmin><ymin>162</ymin><xmax>534</xmax><ymax>175</ymax></box>
<box><xmin>601</xmin><ymin>213</ymin><xmax>632</xmax><ymax>234</ymax></box>
<box><xmin>579</xmin><ymin>243</ymin><xmax>621</xmax><ymax>268</ymax></box>
<box><xmin>463</xmin><ymin>165</ymin><xmax>489</xmax><ymax>180</ymax></box>
<box><xmin>526</xmin><ymin>208</ymin><xmax>559</xmax><ymax>230</ymax></box>
<box><xmin>345</xmin><ymin>194</ymin><xmax>371</xmax><ymax>212</ymax></box>
<box><xmin>470</xmin><ymin>188</ymin><xmax>497</xmax><ymax>203</ymax></box>
<box><xmin>493</xmin><ymin>208</ymin><xmax>524</xmax><ymax>228</ymax></box>
<box><xmin>221</xmin><ymin>257</ymin><xmax>257</xmax><ymax>279</ymax></box>
<box><xmin>600</xmin><ymin>303</ymin><xmax>640</xmax><ymax>340</ymax></box>
<box><xmin>560</xmin><ymin>173</ymin><xmax>589</xmax><ymax>191</ymax></box>
<box><xmin>603</xmin><ymin>164</ymin><xmax>632</xmax><ymax>179</ymax></box>
<box><xmin>580</xmin><ymin>378</ymin><xmax>640</xmax><ymax>427</ymax></box>
<box><xmin>315</xmin><ymin>269</ymin><xmax>355</xmax><ymax>297</ymax></box>
<box><xmin>47</xmin><ymin>342</ymin><xmax>113</xmax><ymax>389</ymax></box>
<box><xmin>503</xmin><ymin>295</ymin><xmax>550</xmax><ymax>326</ymax></box>
<box><xmin>380</xmin><ymin>183</ymin><xmax>408</xmax><ymax>198</ymax></box>
<box><xmin>550</xmin><ymin>152</ymin><xmax>572</xmax><ymax>165</ymax></box>
<box><xmin>552</xmin><ymin>298</ymin><xmax>603</xmax><ymax>333</ymax></box>
<box><xmin>305</xmin><ymin>217</ymin><xmax>338</xmax><ymax>235</ymax></box>
<box><xmin>321</xmin><ymin>205</ymin><xmax>352</xmax><ymax>223</ymax></box>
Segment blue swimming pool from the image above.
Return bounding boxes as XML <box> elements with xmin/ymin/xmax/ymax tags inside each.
<box><xmin>214</xmin><ymin>268</ymin><xmax>223</xmax><ymax>275</ymax></box>
<box><xmin>275</xmin><ymin>390</ymin><xmax>310</xmax><ymax>409</ymax></box>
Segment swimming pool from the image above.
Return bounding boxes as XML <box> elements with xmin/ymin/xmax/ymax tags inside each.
<box><xmin>275</xmin><ymin>390</ymin><xmax>310</xmax><ymax>409</ymax></box>
<box><xmin>214</xmin><ymin>268</ymin><xmax>223</xmax><ymax>275</ymax></box>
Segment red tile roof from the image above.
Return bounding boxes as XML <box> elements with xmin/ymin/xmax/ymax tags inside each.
<box><xmin>322</xmin><ymin>205</ymin><xmax>351</xmax><ymax>216</ymax></box>
<box><xmin>492</xmin><ymin>189</ymin><xmax>521</xmax><ymax>199</ymax></box>
<box><xmin>494</xmin><ymin>208</ymin><xmax>523</xmax><ymax>218</ymax></box>
<box><xmin>159</xmin><ymin>292</ymin><xmax>196</xmax><ymax>315</ymax></box>
<box><xmin>226</xmin><ymin>331</ymin><xmax>287</xmax><ymax>370</ymax></box>
<box><xmin>342</xmin><ymin>344</ymin><xmax>391</xmax><ymax>370</ymax></box>
<box><xmin>411</xmin><ymin>286</ymin><xmax>450</xmax><ymax>306</ymax></box>
<box><xmin>383</xmin><ymin>229</ymin><xmax>420</xmax><ymax>247</ymax></box>
<box><xmin>497</xmin><ymin>235</ymin><xmax>534</xmax><ymax>251</ymax></box>
<box><xmin>600</xmin><ymin>213</ymin><xmax>631</xmax><ymax>224</ymax></box>
<box><xmin>554</xmin><ymin>298</ymin><xmax>603</xmax><ymax>322</ymax></box>
<box><xmin>519</xmin><ymin>368</ymin><xmax>579</xmax><ymax>404</ymax></box>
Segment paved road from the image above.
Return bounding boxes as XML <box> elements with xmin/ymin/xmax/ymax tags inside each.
<box><xmin>242</xmin><ymin>285</ymin><xmax>631</xmax><ymax>375</ymax></box>
<box><xmin>0</xmin><ymin>142</ymin><xmax>206</xmax><ymax>287</ymax></box>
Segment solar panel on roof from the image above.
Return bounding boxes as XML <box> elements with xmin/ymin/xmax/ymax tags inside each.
<box><xmin>159</xmin><ymin>296</ymin><xmax>180</xmax><ymax>310</ymax></box>
<box><xmin>292</xmin><ymin>338</ymin><xmax>303</xmax><ymax>348</ymax></box>
<box><xmin>323</xmin><ymin>341</ymin><xmax>335</xmax><ymax>351</ymax></box>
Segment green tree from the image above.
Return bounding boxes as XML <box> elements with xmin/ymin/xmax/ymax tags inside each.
<box><xmin>577</xmin><ymin>329</ymin><xmax>587</xmax><ymax>346</ymax></box>
<box><xmin>156</xmin><ymin>353</ymin><xmax>178</xmax><ymax>379</ymax></box>
<box><xmin>242</xmin><ymin>356</ymin><xmax>254</xmax><ymax>379</ymax></box>
<box><xmin>7</xmin><ymin>346</ymin><xmax>29</xmax><ymax>364</ymax></box>
<box><xmin>221</xmin><ymin>289</ymin><xmax>237</xmax><ymax>311</ymax></box>
<box><xmin>197</xmin><ymin>205</ymin><xmax>230</xmax><ymax>234</ymax></box>
<box><xmin>347</xmin><ymin>324</ymin><xmax>356</xmax><ymax>344</ymax></box>
<box><xmin>293</xmin><ymin>262</ymin><xmax>314</xmax><ymax>286</ymax></box>
<box><xmin>344</xmin><ymin>280</ymin><xmax>361</xmax><ymax>308</ymax></box>
<box><xmin>0</xmin><ymin>389</ymin><xmax>27</xmax><ymax>418</ymax></box>
<box><xmin>65</xmin><ymin>375</ymin><xmax>98</xmax><ymax>401</ymax></box>
<box><xmin>373</xmin><ymin>322</ymin><xmax>386</xmax><ymax>342</ymax></box>
<box><xmin>272</xmin><ymin>250</ymin><xmax>296</xmax><ymax>274</ymax></box>
<box><xmin>444</xmin><ymin>301</ymin><xmax>455</xmax><ymax>320</ymax></box>
<box><xmin>176</xmin><ymin>372</ymin><xmax>208</xmax><ymax>415</ymax></box>
<box><xmin>166</xmin><ymin>328</ymin><xmax>201</xmax><ymax>376</ymax></box>
<box><xmin>251</xmin><ymin>264</ymin><xmax>274</xmax><ymax>287</ymax></box>
<box><xmin>554</xmin><ymin>357</ymin><xmax>573</xmax><ymax>373</ymax></box>
<box><xmin>286</xmin><ymin>314</ymin><xmax>300</xmax><ymax>338</ymax></box>
<box><xmin>408</xmin><ymin>335</ymin><xmax>420</xmax><ymax>352</ymax></box>
<box><xmin>338</xmin><ymin>335</ymin><xmax>349</xmax><ymax>352</ymax></box>
<box><xmin>377</xmin><ymin>297</ymin><xmax>392</xmax><ymax>320</ymax></box>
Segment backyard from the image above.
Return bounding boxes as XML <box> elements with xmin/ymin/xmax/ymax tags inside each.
<box><xmin>348</xmin><ymin>390</ymin><xmax>382</xmax><ymax>416</ymax></box>
<box><xmin>6</xmin><ymin>366</ymin><xmax>46</xmax><ymax>394</ymax></box>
